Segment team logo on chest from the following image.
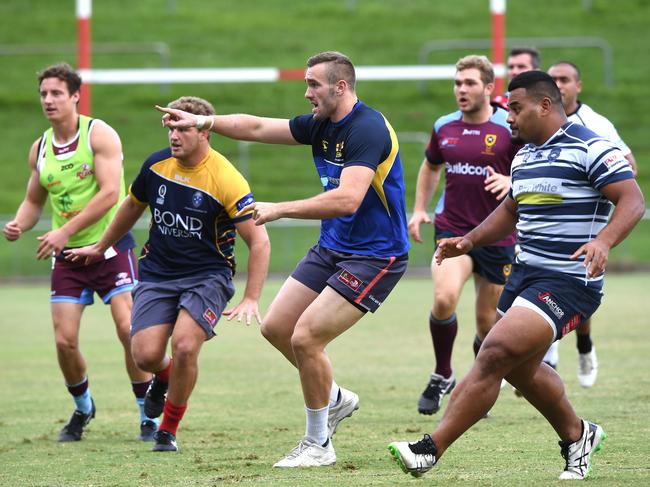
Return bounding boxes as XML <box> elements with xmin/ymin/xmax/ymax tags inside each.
<box><xmin>321</xmin><ymin>140</ymin><xmax>329</xmax><ymax>151</ymax></box>
<box><xmin>481</xmin><ymin>134</ymin><xmax>497</xmax><ymax>155</ymax></box>
<box><xmin>76</xmin><ymin>163</ymin><xmax>94</xmax><ymax>180</ymax></box>
<box><xmin>335</xmin><ymin>141</ymin><xmax>345</xmax><ymax>161</ymax></box>
<box><xmin>156</xmin><ymin>185</ymin><xmax>167</xmax><ymax>205</ymax></box>
<box><xmin>192</xmin><ymin>191</ymin><xmax>204</xmax><ymax>208</ymax></box>
<box><xmin>548</xmin><ymin>148</ymin><xmax>561</xmax><ymax>162</ymax></box>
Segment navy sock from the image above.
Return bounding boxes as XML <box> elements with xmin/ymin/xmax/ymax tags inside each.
<box><xmin>577</xmin><ymin>334</ymin><xmax>592</xmax><ymax>354</ymax></box>
<box><xmin>473</xmin><ymin>335</ymin><xmax>483</xmax><ymax>357</ymax></box>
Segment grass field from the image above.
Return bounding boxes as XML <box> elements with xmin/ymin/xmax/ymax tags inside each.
<box><xmin>1</xmin><ymin>274</ymin><xmax>649</xmax><ymax>486</ymax></box>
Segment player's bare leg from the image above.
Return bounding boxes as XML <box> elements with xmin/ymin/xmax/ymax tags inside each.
<box><xmin>431</xmin><ymin>306</ymin><xmax>581</xmax><ymax>456</ymax></box>
<box><xmin>145</xmin><ymin>310</ymin><xmax>206</xmax><ymax>452</ymax></box>
<box><xmin>260</xmin><ymin>277</ymin><xmax>318</xmax><ymax>366</ymax></box>
<box><xmin>273</xmin><ymin>287</ymin><xmax>363</xmax><ymax>467</ymax></box>
<box><xmin>431</xmin><ymin>254</ymin><xmax>472</xmax><ymax>321</ymax></box>
<box><xmin>109</xmin><ymin>292</ymin><xmax>151</xmax><ymax>382</ymax></box>
<box><xmin>473</xmin><ymin>274</ymin><xmax>503</xmax><ymax>341</ymax></box>
<box><xmin>292</xmin><ymin>287</ymin><xmax>364</xmax><ymax>410</ymax></box>
<box><xmin>51</xmin><ymin>302</ymin><xmax>86</xmax><ymax>384</ymax></box>
<box><xmin>51</xmin><ymin>302</ymin><xmax>96</xmax><ymax>441</ymax></box>
<box><xmin>417</xmin><ymin>255</ymin><xmax>472</xmax><ymax>415</ymax></box>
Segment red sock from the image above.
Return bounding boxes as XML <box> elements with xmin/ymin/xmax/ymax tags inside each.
<box><xmin>156</xmin><ymin>357</ymin><xmax>173</xmax><ymax>383</ymax></box>
<box><xmin>159</xmin><ymin>400</ymin><xmax>187</xmax><ymax>436</ymax></box>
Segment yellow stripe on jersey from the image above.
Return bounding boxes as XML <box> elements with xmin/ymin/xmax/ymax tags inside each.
<box><xmin>147</xmin><ymin>148</ymin><xmax>251</xmax><ymax>218</ymax></box>
<box><xmin>516</xmin><ymin>192</ymin><xmax>563</xmax><ymax>204</ymax></box>
<box><xmin>371</xmin><ymin>116</ymin><xmax>399</xmax><ymax>215</ymax></box>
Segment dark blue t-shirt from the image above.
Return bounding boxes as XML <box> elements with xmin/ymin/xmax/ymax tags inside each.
<box><xmin>289</xmin><ymin>101</ymin><xmax>409</xmax><ymax>257</ymax></box>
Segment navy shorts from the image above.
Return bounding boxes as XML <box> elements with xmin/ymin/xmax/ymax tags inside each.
<box><xmin>291</xmin><ymin>244</ymin><xmax>408</xmax><ymax>313</ymax></box>
<box><xmin>435</xmin><ymin>227</ymin><xmax>515</xmax><ymax>285</ymax></box>
<box><xmin>130</xmin><ymin>273</ymin><xmax>235</xmax><ymax>339</ymax></box>
<box><xmin>51</xmin><ymin>247</ymin><xmax>137</xmax><ymax>305</ymax></box>
<box><xmin>497</xmin><ymin>263</ymin><xmax>602</xmax><ymax>341</ymax></box>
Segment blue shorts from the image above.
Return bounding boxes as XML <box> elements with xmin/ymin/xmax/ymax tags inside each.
<box><xmin>291</xmin><ymin>244</ymin><xmax>408</xmax><ymax>313</ymax></box>
<box><xmin>497</xmin><ymin>263</ymin><xmax>602</xmax><ymax>341</ymax></box>
<box><xmin>130</xmin><ymin>273</ymin><xmax>235</xmax><ymax>339</ymax></box>
<box><xmin>435</xmin><ymin>227</ymin><xmax>515</xmax><ymax>285</ymax></box>
<box><xmin>51</xmin><ymin>247</ymin><xmax>137</xmax><ymax>305</ymax></box>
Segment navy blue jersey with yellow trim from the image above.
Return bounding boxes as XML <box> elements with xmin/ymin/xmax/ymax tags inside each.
<box><xmin>129</xmin><ymin>147</ymin><xmax>254</xmax><ymax>282</ymax></box>
<box><xmin>289</xmin><ymin>101</ymin><xmax>410</xmax><ymax>257</ymax></box>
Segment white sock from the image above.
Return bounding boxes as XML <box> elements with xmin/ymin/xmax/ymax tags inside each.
<box><xmin>305</xmin><ymin>405</ymin><xmax>329</xmax><ymax>446</ymax></box>
<box><xmin>329</xmin><ymin>380</ymin><xmax>340</xmax><ymax>407</ymax></box>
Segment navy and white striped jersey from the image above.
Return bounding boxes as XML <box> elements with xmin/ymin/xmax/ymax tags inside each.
<box><xmin>510</xmin><ymin>122</ymin><xmax>634</xmax><ymax>290</ymax></box>
<box><xmin>567</xmin><ymin>102</ymin><xmax>631</xmax><ymax>156</ymax></box>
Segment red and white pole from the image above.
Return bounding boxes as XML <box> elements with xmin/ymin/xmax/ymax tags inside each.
<box><xmin>77</xmin><ymin>0</ymin><xmax>92</xmax><ymax>115</ymax></box>
<box><xmin>490</xmin><ymin>0</ymin><xmax>506</xmax><ymax>95</ymax></box>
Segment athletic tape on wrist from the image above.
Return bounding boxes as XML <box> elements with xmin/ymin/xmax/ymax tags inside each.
<box><xmin>195</xmin><ymin>115</ymin><xmax>206</xmax><ymax>130</ymax></box>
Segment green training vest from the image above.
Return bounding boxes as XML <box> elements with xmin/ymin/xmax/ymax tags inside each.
<box><xmin>38</xmin><ymin>115</ymin><xmax>126</xmax><ymax>247</ymax></box>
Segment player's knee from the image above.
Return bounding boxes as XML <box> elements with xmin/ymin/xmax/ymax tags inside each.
<box><xmin>290</xmin><ymin>327</ymin><xmax>317</xmax><ymax>356</ymax></box>
<box><xmin>132</xmin><ymin>346</ymin><xmax>164</xmax><ymax>372</ymax></box>
<box><xmin>170</xmin><ymin>337</ymin><xmax>199</xmax><ymax>365</ymax></box>
<box><xmin>260</xmin><ymin>318</ymin><xmax>284</xmax><ymax>345</ymax></box>
<box><xmin>475</xmin><ymin>339</ymin><xmax>515</xmax><ymax>377</ymax></box>
<box><xmin>54</xmin><ymin>334</ymin><xmax>79</xmax><ymax>355</ymax></box>
<box><xmin>433</xmin><ymin>293</ymin><xmax>458</xmax><ymax>318</ymax></box>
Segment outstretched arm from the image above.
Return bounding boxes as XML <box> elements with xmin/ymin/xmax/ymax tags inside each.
<box><xmin>155</xmin><ymin>105</ymin><xmax>299</xmax><ymax>145</ymax></box>
<box><xmin>570</xmin><ymin>178</ymin><xmax>645</xmax><ymax>277</ymax></box>
<box><xmin>222</xmin><ymin>218</ymin><xmax>271</xmax><ymax>325</ymax></box>
<box><xmin>236</xmin><ymin>165</ymin><xmax>375</xmax><ymax>224</ymax></box>
<box><xmin>3</xmin><ymin>140</ymin><xmax>48</xmax><ymax>242</ymax></box>
<box><xmin>65</xmin><ymin>195</ymin><xmax>147</xmax><ymax>263</ymax></box>
<box><xmin>435</xmin><ymin>196</ymin><xmax>518</xmax><ymax>264</ymax></box>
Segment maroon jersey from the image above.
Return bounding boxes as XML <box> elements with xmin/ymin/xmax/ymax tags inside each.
<box><xmin>426</xmin><ymin>107</ymin><xmax>518</xmax><ymax>246</ymax></box>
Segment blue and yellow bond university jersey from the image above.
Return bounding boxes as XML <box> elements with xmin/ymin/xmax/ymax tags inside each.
<box><xmin>129</xmin><ymin>147</ymin><xmax>254</xmax><ymax>282</ymax></box>
<box><xmin>289</xmin><ymin>101</ymin><xmax>410</xmax><ymax>257</ymax></box>
<box><xmin>510</xmin><ymin>122</ymin><xmax>634</xmax><ymax>290</ymax></box>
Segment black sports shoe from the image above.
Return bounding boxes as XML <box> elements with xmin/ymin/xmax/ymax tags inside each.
<box><xmin>417</xmin><ymin>373</ymin><xmax>455</xmax><ymax>415</ymax></box>
<box><xmin>152</xmin><ymin>429</ymin><xmax>178</xmax><ymax>452</ymax></box>
<box><xmin>138</xmin><ymin>419</ymin><xmax>157</xmax><ymax>441</ymax></box>
<box><xmin>144</xmin><ymin>377</ymin><xmax>168</xmax><ymax>418</ymax></box>
<box><xmin>58</xmin><ymin>399</ymin><xmax>96</xmax><ymax>442</ymax></box>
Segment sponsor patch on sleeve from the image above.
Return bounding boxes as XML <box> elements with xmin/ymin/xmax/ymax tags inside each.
<box><xmin>236</xmin><ymin>193</ymin><xmax>255</xmax><ymax>212</ymax></box>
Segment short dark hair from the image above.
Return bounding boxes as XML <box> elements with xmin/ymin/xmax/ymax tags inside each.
<box><xmin>508</xmin><ymin>47</ymin><xmax>541</xmax><ymax>69</ymax></box>
<box><xmin>549</xmin><ymin>61</ymin><xmax>581</xmax><ymax>80</ymax></box>
<box><xmin>38</xmin><ymin>63</ymin><xmax>82</xmax><ymax>95</ymax></box>
<box><xmin>307</xmin><ymin>51</ymin><xmax>356</xmax><ymax>91</ymax></box>
<box><xmin>508</xmin><ymin>71</ymin><xmax>562</xmax><ymax>106</ymax></box>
